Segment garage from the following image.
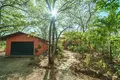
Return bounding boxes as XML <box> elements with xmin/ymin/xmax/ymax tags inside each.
<box><xmin>0</xmin><ymin>32</ymin><xmax>48</xmax><ymax>56</ymax></box>
<box><xmin>11</xmin><ymin>42</ymin><xmax>34</xmax><ymax>55</ymax></box>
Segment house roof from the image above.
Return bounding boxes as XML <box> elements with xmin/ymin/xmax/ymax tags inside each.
<box><xmin>0</xmin><ymin>32</ymin><xmax>48</xmax><ymax>42</ymax></box>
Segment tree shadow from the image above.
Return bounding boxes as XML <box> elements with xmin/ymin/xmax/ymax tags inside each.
<box><xmin>43</xmin><ymin>65</ymin><xmax>57</xmax><ymax>80</ymax></box>
<box><xmin>43</xmin><ymin>68</ymin><xmax>50</xmax><ymax>80</ymax></box>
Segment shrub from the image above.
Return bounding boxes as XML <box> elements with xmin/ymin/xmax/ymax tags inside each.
<box><xmin>68</xmin><ymin>46</ymin><xmax>74</xmax><ymax>51</ymax></box>
<box><xmin>83</xmin><ymin>54</ymin><xmax>112</xmax><ymax>77</ymax></box>
<box><xmin>0</xmin><ymin>41</ymin><xmax>6</xmax><ymax>51</ymax></box>
<box><xmin>68</xmin><ymin>44</ymin><xmax>88</xmax><ymax>53</ymax></box>
<box><xmin>29</xmin><ymin>56</ymin><xmax>43</xmax><ymax>66</ymax></box>
<box><xmin>55</xmin><ymin>42</ymin><xmax>64</xmax><ymax>55</ymax></box>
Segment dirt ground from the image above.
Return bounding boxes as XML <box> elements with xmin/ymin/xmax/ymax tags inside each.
<box><xmin>0</xmin><ymin>52</ymin><xmax>5</xmax><ymax>56</ymax></box>
<box><xmin>55</xmin><ymin>50</ymin><xmax>101</xmax><ymax>80</ymax></box>
<box><xmin>0</xmin><ymin>51</ymin><xmax>101</xmax><ymax>80</ymax></box>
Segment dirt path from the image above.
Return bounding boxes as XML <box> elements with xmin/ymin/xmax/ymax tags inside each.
<box><xmin>56</xmin><ymin>50</ymin><xmax>80</xmax><ymax>80</ymax></box>
<box><xmin>58</xmin><ymin>50</ymin><xmax>78</xmax><ymax>70</ymax></box>
<box><xmin>56</xmin><ymin>50</ymin><xmax>101</xmax><ymax>80</ymax></box>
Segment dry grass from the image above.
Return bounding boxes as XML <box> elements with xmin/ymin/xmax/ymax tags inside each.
<box><xmin>0</xmin><ymin>55</ymin><xmax>34</xmax><ymax>80</ymax></box>
<box><xmin>0</xmin><ymin>52</ymin><xmax>49</xmax><ymax>80</ymax></box>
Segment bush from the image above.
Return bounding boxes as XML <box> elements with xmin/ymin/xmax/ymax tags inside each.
<box><xmin>68</xmin><ymin>44</ymin><xmax>88</xmax><ymax>53</ymax></box>
<box><xmin>29</xmin><ymin>56</ymin><xmax>43</xmax><ymax>66</ymax></box>
<box><xmin>55</xmin><ymin>42</ymin><xmax>64</xmax><ymax>55</ymax></box>
<box><xmin>114</xmin><ymin>65</ymin><xmax>120</xmax><ymax>77</ymax></box>
<box><xmin>68</xmin><ymin>46</ymin><xmax>74</xmax><ymax>51</ymax></box>
<box><xmin>0</xmin><ymin>41</ymin><xmax>6</xmax><ymax>51</ymax></box>
<box><xmin>83</xmin><ymin>54</ymin><xmax>112</xmax><ymax>78</ymax></box>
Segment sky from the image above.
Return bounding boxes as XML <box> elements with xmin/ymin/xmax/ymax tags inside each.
<box><xmin>99</xmin><ymin>12</ymin><xmax>108</xmax><ymax>18</ymax></box>
<box><xmin>99</xmin><ymin>7</ymin><xmax>120</xmax><ymax>18</ymax></box>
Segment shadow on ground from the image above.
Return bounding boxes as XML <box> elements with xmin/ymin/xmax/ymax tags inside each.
<box><xmin>0</xmin><ymin>56</ymin><xmax>33</xmax><ymax>80</ymax></box>
<box><xmin>43</xmin><ymin>66</ymin><xmax>58</xmax><ymax>80</ymax></box>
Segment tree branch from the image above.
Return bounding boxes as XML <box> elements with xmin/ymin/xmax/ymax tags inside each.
<box><xmin>45</xmin><ymin>0</ymin><xmax>51</xmax><ymax>11</ymax></box>
<box><xmin>58</xmin><ymin>0</ymin><xmax>76</xmax><ymax>13</ymax></box>
<box><xmin>85</xmin><ymin>3</ymin><xmax>92</xmax><ymax>29</ymax></box>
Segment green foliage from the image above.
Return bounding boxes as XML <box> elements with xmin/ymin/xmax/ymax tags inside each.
<box><xmin>114</xmin><ymin>65</ymin><xmax>120</xmax><ymax>77</ymax></box>
<box><xmin>94</xmin><ymin>1</ymin><xmax>120</xmax><ymax>77</ymax></box>
<box><xmin>0</xmin><ymin>0</ymin><xmax>120</xmax><ymax>78</ymax></box>
<box><xmin>64</xmin><ymin>31</ymin><xmax>83</xmax><ymax>40</ymax></box>
<box><xmin>55</xmin><ymin>41</ymin><xmax>65</xmax><ymax>59</ymax></box>
<box><xmin>83</xmin><ymin>54</ymin><xmax>111</xmax><ymax>76</ymax></box>
<box><xmin>0</xmin><ymin>41</ymin><xmax>6</xmax><ymax>51</ymax></box>
<box><xmin>64</xmin><ymin>31</ymin><xmax>106</xmax><ymax>53</ymax></box>
<box><xmin>56</xmin><ymin>41</ymin><xmax>64</xmax><ymax>55</ymax></box>
<box><xmin>29</xmin><ymin>56</ymin><xmax>43</xmax><ymax>66</ymax></box>
<box><xmin>111</xmin><ymin>36</ymin><xmax>120</xmax><ymax>62</ymax></box>
<box><xmin>68</xmin><ymin>45</ymin><xmax>88</xmax><ymax>53</ymax></box>
<box><xmin>95</xmin><ymin>0</ymin><xmax>119</xmax><ymax>11</ymax></box>
<box><xmin>0</xmin><ymin>0</ymin><xmax>30</xmax><ymax>36</ymax></box>
<box><xmin>64</xmin><ymin>31</ymin><xmax>88</xmax><ymax>53</ymax></box>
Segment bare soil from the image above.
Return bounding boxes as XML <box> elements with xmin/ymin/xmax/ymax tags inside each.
<box><xmin>0</xmin><ymin>51</ymin><xmax>103</xmax><ymax>80</ymax></box>
<box><xmin>55</xmin><ymin>50</ymin><xmax>101</xmax><ymax>80</ymax></box>
<box><xmin>0</xmin><ymin>52</ymin><xmax>5</xmax><ymax>56</ymax></box>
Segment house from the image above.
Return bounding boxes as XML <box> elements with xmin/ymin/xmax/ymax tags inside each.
<box><xmin>0</xmin><ymin>32</ymin><xmax>48</xmax><ymax>56</ymax></box>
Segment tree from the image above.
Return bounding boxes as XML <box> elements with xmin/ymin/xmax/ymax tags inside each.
<box><xmin>66</xmin><ymin>0</ymin><xmax>96</xmax><ymax>32</ymax></box>
<box><xmin>0</xmin><ymin>0</ymin><xmax>30</xmax><ymax>36</ymax></box>
<box><xmin>93</xmin><ymin>0</ymin><xmax>120</xmax><ymax>61</ymax></box>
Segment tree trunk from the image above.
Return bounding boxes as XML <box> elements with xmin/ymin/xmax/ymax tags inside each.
<box><xmin>51</xmin><ymin>18</ymin><xmax>55</xmax><ymax>65</ymax></box>
<box><xmin>108</xmin><ymin>33</ymin><xmax>112</xmax><ymax>62</ymax></box>
<box><xmin>0</xmin><ymin>8</ymin><xmax>2</xmax><ymax>24</ymax></box>
<box><xmin>48</xmin><ymin>19</ymin><xmax>53</xmax><ymax>65</ymax></box>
